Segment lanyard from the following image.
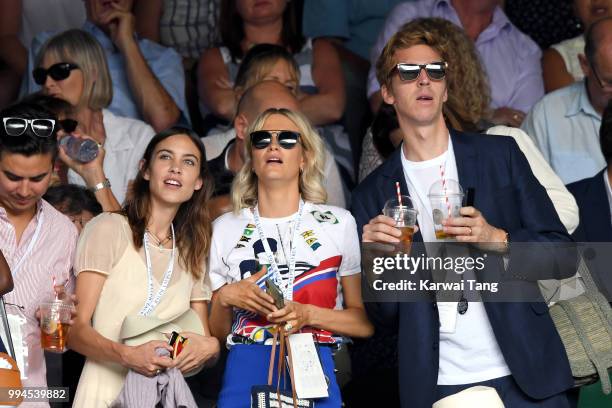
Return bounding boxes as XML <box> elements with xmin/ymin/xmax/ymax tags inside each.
<box><xmin>138</xmin><ymin>224</ymin><xmax>175</xmax><ymax>316</ymax></box>
<box><xmin>12</xmin><ymin>210</ymin><xmax>44</xmax><ymax>276</ymax></box>
<box><xmin>252</xmin><ymin>200</ymin><xmax>306</xmax><ymax>301</ymax></box>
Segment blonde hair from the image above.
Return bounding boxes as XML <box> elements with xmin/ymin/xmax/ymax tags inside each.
<box><xmin>234</xmin><ymin>44</ymin><xmax>301</xmax><ymax>96</ymax></box>
<box><xmin>375</xmin><ymin>18</ymin><xmax>491</xmax><ymax>130</ymax></box>
<box><xmin>35</xmin><ymin>29</ymin><xmax>113</xmax><ymax>110</ymax></box>
<box><xmin>231</xmin><ymin>108</ymin><xmax>327</xmax><ymax>211</ymax></box>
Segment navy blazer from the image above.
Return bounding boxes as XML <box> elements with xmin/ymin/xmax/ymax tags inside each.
<box><xmin>352</xmin><ymin>129</ymin><xmax>574</xmax><ymax>408</ymax></box>
<box><xmin>567</xmin><ymin>170</ymin><xmax>612</xmax><ymax>299</ymax></box>
<box><xmin>567</xmin><ymin>170</ymin><xmax>612</xmax><ymax>242</ymax></box>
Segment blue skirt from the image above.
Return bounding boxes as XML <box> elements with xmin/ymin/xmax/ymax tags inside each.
<box><xmin>218</xmin><ymin>344</ymin><xmax>341</xmax><ymax>408</ymax></box>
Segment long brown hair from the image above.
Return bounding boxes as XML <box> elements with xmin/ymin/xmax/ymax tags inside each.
<box><xmin>123</xmin><ymin>127</ymin><xmax>213</xmax><ymax>279</ymax></box>
<box><xmin>219</xmin><ymin>0</ymin><xmax>305</xmax><ymax>62</ymax></box>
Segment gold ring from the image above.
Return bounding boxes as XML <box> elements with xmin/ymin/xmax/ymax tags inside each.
<box><xmin>284</xmin><ymin>322</ymin><xmax>293</xmax><ymax>331</ymax></box>
<box><xmin>468</xmin><ymin>227</ymin><xmax>472</xmax><ymax>235</ymax></box>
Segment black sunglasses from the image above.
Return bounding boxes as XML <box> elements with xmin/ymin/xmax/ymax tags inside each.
<box><xmin>59</xmin><ymin>119</ymin><xmax>78</xmax><ymax>133</ymax></box>
<box><xmin>392</xmin><ymin>61</ymin><xmax>447</xmax><ymax>82</ymax></box>
<box><xmin>250</xmin><ymin>130</ymin><xmax>301</xmax><ymax>149</ymax></box>
<box><xmin>2</xmin><ymin>117</ymin><xmax>56</xmax><ymax>138</ymax></box>
<box><xmin>32</xmin><ymin>63</ymin><xmax>79</xmax><ymax>85</ymax></box>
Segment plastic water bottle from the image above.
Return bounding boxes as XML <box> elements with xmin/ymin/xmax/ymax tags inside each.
<box><xmin>59</xmin><ymin>135</ymin><xmax>99</xmax><ymax>163</ymax></box>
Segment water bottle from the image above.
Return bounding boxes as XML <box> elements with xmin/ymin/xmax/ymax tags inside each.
<box><xmin>59</xmin><ymin>135</ymin><xmax>99</xmax><ymax>163</ymax></box>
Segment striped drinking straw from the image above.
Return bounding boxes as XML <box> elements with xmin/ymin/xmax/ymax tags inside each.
<box><xmin>439</xmin><ymin>164</ymin><xmax>451</xmax><ymax>217</ymax></box>
<box><xmin>395</xmin><ymin>182</ymin><xmax>403</xmax><ymax>208</ymax></box>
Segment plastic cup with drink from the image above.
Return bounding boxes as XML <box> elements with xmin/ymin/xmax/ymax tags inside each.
<box><xmin>39</xmin><ymin>293</ymin><xmax>72</xmax><ymax>353</ymax></box>
<box><xmin>383</xmin><ymin>194</ymin><xmax>418</xmax><ymax>252</ymax></box>
<box><xmin>428</xmin><ymin>179</ymin><xmax>463</xmax><ymax>240</ymax></box>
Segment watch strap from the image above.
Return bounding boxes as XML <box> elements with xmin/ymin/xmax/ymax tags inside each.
<box><xmin>89</xmin><ymin>178</ymin><xmax>111</xmax><ymax>193</ymax></box>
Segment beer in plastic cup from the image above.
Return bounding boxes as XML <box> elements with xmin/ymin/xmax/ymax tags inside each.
<box><xmin>39</xmin><ymin>298</ymin><xmax>72</xmax><ymax>353</ymax></box>
<box><xmin>428</xmin><ymin>180</ymin><xmax>463</xmax><ymax>240</ymax></box>
<box><xmin>383</xmin><ymin>195</ymin><xmax>417</xmax><ymax>251</ymax></box>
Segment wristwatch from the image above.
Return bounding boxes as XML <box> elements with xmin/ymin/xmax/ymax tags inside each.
<box><xmin>89</xmin><ymin>179</ymin><xmax>111</xmax><ymax>193</ymax></box>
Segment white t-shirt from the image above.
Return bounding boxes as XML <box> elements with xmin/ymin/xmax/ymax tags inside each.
<box><xmin>209</xmin><ymin>202</ymin><xmax>360</xmax><ymax>343</ymax></box>
<box><xmin>401</xmin><ymin>137</ymin><xmax>511</xmax><ymax>385</ymax></box>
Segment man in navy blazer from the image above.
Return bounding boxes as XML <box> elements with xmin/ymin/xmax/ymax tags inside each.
<box><xmin>351</xmin><ymin>21</ymin><xmax>576</xmax><ymax>407</ymax></box>
<box><xmin>567</xmin><ymin>100</ymin><xmax>612</xmax><ymax>300</ymax></box>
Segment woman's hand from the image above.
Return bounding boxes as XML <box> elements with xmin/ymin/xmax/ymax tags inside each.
<box><xmin>121</xmin><ymin>340</ymin><xmax>174</xmax><ymax>377</ymax></box>
<box><xmin>58</xmin><ymin>132</ymin><xmax>107</xmax><ymax>188</ymax></box>
<box><xmin>218</xmin><ymin>272</ymin><xmax>277</xmax><ymax>316</ymax></box>
<box><xmin>443</xmin><ymin>206</ymin><xmax>508</xmax><ymax>252</ymax></box>
<box><xmin>173</xmin><ymin>332</ymin><xmax>220</xmax><ymax>374</ymax></box>
<box><xmin>267</xmin><ymin>301</ymin><xmax>311</xmax><ymax>335</ymax></box>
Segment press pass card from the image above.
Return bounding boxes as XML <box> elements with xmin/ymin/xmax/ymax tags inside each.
<box><xmin>287</xmin><ymin>333</ymin><xmax>329</xmax><ymax>399</ymax></box>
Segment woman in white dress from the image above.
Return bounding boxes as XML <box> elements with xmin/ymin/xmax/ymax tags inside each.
<box><xmin>68</xmin><ymin>127</ymin><xmax>220</xmax><ymax>407</ymax></box>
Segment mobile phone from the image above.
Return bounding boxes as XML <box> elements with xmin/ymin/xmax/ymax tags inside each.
<box><xmin>168</xmin><ymin>331</ymin><xmax>188</xmax><ymax>358</ymax></box>
<box><xmin>265</xmin><ymin>278</ymin><xmax>285</xmax><ymax>309</ymax></box>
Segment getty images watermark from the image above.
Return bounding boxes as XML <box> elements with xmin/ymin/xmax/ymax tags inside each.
<box><xmin>370</xmin><ymin>252</ymin><xmax>498</xmax><ymax>293</ymax></box>
<box><xmin>359</xmin><ymin>242</ymin><xmax>605</xmax><ymax>303</ymax></box>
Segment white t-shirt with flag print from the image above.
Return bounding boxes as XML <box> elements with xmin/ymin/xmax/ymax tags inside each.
<box><xmin>209</xmin><ymin>202</ymin><xmax>361</xmax><ymax>344</ymax></box>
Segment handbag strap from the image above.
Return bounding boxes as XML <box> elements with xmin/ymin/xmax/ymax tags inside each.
<box><xmin>266</xmin><ymin>325</ymin><xmax>299</xmax><ymax>408</ymax></box>
<box><xmin>576</xmin><ymin>253</ymin><xmax>612</xmax><ymax>330</ymax></box>
<box><xmin>285</xmin><ymin>331</ymin><xmax>298</xmax><ymax>408</ymax></box>
<box><xmin>267</xmin><ymin>328</ymin><xmax>279</xmax><ymax>386</ymax></box>
<box><xmin>558</xmin><ymin>300</ymin><xmax>612</xmax><ymax>394</ymax></box>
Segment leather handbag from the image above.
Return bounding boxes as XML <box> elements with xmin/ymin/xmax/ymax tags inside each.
<box><xmin>548</xmin><ymin>255</ymin><xmax>612</xmax><ymax>394</ymax></box>
<box><xmin>251</xmin><ymin>327</ymin><xmax>314</xmax><ymax>408</ymax></box>
<box><xmin>0</xmin><ymin>352</ymin><xmax>23</xmax><ymax>405</ymax></box>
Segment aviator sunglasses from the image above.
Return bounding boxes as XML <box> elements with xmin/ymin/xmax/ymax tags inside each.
<box><xmin>392</xmin><ymin>61</ymin><xmax>448</xmax><ymax>82</ymax></box>
<box><xmin>2</xmin><ymin>117</ymin><xmax>56</xmax><ymax>138</ymax></box>
<box><xmin>250</xmin><ymin>130</ymin><xmax>301</xmax><ymax>149</ymax></box>
<box><xmin>32</xmin><ymin>62</ymin><xmax>79</xmax><ymax>85</ymax></box>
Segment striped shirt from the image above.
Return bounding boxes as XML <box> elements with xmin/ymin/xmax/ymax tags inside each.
<box><xmin>0</xmin><ymin>199</ymin><xmax>77</xmax><ymax>408</ymax></box>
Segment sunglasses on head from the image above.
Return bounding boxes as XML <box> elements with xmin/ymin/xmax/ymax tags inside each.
<box><xmin>2</xmin><ymin>117</ymin><xmax>56</xmax><ymax>138</ymax></box>
<box><xmin>32</xmin><ymin>62</ymin><xmax>79</xmax><ymax>85</ymax></box>
<box><xmin>392</xmin><ymin>61</ymin><xmax>447</xmax><ymax>82</ymax></box>
<box><xmin>58</xmin><ymin>119</ymin><xmax>78</xmax><ymax>133</ymax></box>
<box><xmin>250</xmin><ymin>130</ymin><xmax>301</xmax><ymax>149</ymax></box>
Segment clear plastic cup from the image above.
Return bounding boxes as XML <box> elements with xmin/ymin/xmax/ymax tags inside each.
<box><xmin>383</xmin><ymin>195</ymin><xmax>418</xmax><ymax>250</ymax></box>
<box><xmin>428</xmin><ymin>180</ymin><xmax>464</xmax><ymax>240</ymax></box>
<box><xmin>39</xmin><ymin>298</ymin><xmax>72</xmax><ymax>353</ymax></box>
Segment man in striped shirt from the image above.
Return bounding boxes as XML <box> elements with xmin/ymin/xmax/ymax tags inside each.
<box><xmin>0</xmin><ymin>99</ymin><xmax>77</xmax><ymax>407</ymax></box>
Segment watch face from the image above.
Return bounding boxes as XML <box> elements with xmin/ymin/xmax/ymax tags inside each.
<box><xmin>90</xmin><ymin>179</ymin><xmax>110</xmax><ymax>192</ymax></box>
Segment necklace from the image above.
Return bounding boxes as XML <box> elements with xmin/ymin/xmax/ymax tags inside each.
<box><xmin>146</xmin><ymin>229</ymin><xmax>172</xmax><ymax>249</ymax></box>
<box><xmin>139</xmin><ymin>224</ymin><xmax>176</xmax><ymax>316</ymax></box>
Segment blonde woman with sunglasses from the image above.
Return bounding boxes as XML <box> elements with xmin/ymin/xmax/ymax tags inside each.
<box><xmin>208</xmin><ymin>108</ymin><xmax>372</xmax><ymax>407</ymax></box>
